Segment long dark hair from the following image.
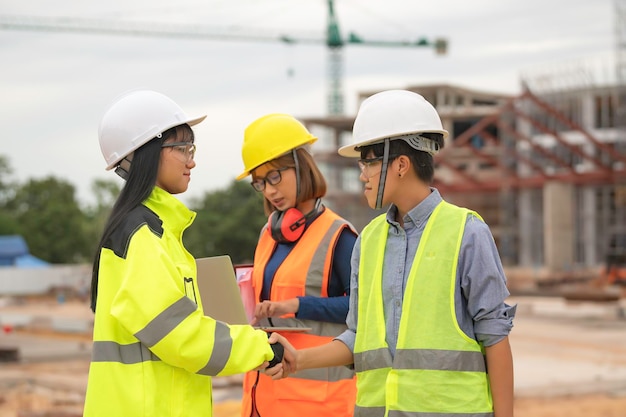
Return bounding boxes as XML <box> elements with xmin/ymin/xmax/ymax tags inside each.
<box><xmin>90</xmin><ymin>124</ymin><xmax>193</xmax><ymax>312</ymax></box>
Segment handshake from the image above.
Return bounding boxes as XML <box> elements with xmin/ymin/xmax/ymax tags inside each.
<box><xmin>264</xmin><ymin>333</ymin><xmax>297</xmax><ymax>379</ymax></box>
<box><xmin>260</xmin><ymin>331</ymin><xmax>352</xmax><ymax>379</ymax></box>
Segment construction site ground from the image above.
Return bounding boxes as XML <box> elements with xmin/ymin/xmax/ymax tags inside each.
<box><xmin>1</xmin><ymin>294</ymin><xmax>626</xmax><ymax>417</ymax></box>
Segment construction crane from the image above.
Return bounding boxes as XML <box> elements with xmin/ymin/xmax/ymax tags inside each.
<box><xmin>0</xmin><ymin>0</ymin><xmax>447</xmax><ymax>115</ymax></box>
<box><xmin>323</xmin><ymin>0</ymin><xmax>446</xmax><ymax>114</ymax></box>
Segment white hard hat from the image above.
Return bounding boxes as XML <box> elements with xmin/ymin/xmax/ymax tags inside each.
<box><xmin>338</xmin><ymin>90</ymin><xmax>449</xmax><ymax>158</ymax></box>
<box><xmin>98</xmin><ymin>90</ymin><xmax>207</xmax><ymax>170</ymax></box>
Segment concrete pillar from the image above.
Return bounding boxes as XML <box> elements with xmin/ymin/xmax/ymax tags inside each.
<box><xmin>544</xmin><ymin>181</ymin><xmax>575</xmax><ymax>271</ymax></box>
<box><xmin>519</xmin><ymin>189</ymin><xmax>537</xmax><ymax>266</ymax></box>
<box><xmin>580</xmin><ymin>186</ymin><xmax>597</xmax><ymax>266</ymax></box>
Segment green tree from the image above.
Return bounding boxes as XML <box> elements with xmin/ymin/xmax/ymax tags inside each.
<box><xmin>6</xmin><ymin>176</ymin><xmax>89</xmax><ymax>263</ymax></box>
<box><xmin>0</xmin><ymin>155</ymin><xmax>13</xmax><ymax>199</ymax></box>
<box><xmin>0</xmin><ymin>155</ymin><xmax>19</xmax><ymax>235</ymax></box>
<box><xmin>185</xmin><ymin>180</ymin><xmax>267</xmax><ymax>263</ymax></box>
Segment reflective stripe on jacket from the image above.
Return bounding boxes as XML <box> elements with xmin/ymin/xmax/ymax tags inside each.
<box><xmin>354</xmin><ymin>201</ymin><xmax>493</xmax><ymax>417</ymax></box>
<box><xmin>83</xmin><ymin>187</ymin><xmax>274</xmax><ymax>417</ymax></box>
<box><xmin>241</xmin><ymin>207</ymin><xmax>357</xmax><ymax>417</ymax></box>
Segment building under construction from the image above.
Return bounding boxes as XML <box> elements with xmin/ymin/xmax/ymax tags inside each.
<box><xmin>302</xmin><ymin>81</ymin><xmax>626</xmax><ymax>279</ymax></box>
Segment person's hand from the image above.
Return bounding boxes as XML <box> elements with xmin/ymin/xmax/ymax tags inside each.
<box><xmin>253</xmin><ymin>361</ymin><xmax>269</xmax><ymax>372</ymax></box>
<box><xmin>265</xmin><ymin>332</ymin><xmax>297</xmax><ymax>379</ymax></box>
<box><xmin>253</xmin><ymin>298</ymin><xmax>299</xmax><ymax>322</ymax></box>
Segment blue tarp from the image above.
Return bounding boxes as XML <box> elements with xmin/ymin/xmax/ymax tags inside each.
<box><xmin>14</xmin><ymin>253</ymin><xmax>49</xmax><ymax>268</ymax></box>
<box><xmin>0</xmin><ymin>235</ymin><xmax>49</xmax><ymax>267</ymax></box>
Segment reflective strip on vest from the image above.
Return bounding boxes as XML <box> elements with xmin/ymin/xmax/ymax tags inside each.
<box><xmin>355</xmin><ymin>348</ymin><xmax>484</xmax><ymax>373</ymax></box>
<box><xmin>354</xmin><ymin>201</ymin><xmax>493</xmax><ymax>417</ymax></box>
<box><xmin>305</xmin><ymin>218</ymin><xmax>345</xmax><ymax>297</ymax></box>
<box><xmin>353</xmin><ymin>409</ymin><xmax>494</xmax><ymax>417</ymax></box>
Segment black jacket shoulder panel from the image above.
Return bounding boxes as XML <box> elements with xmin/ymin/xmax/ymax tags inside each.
<box><xmin>104</xmin><ymin>205</ymin><xmax>164</xmax><ymax>259</ymax></box>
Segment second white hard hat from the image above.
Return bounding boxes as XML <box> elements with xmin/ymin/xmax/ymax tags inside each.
<box><xmin>98</xmin><ymin>90</ymin><xmax>206</xmax><ymax>170</ymax></box>
<box><xmin>338</xmin><ymin>90</ymin><xmax>448</xmax><ymax>158</ymax></box>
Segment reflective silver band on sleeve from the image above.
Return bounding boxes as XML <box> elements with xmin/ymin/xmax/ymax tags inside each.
<box><xmin>196</xmin><ymin>321</ymin><xmax>232</xmax><ymax>376</ymax></box>
<box><xmin>91</xmin><ymin>341</ymin><xmax>160</xmax><ymax>364</ymax></box>
<box><xmin>134</xmin><ymin>296</ymin><xmax>197</xmax><ymax>347</ymax></box>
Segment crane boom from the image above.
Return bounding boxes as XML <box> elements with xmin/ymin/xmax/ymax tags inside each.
<box><xmin>0</xmin><ymin>14</ymin><xmax>446</xmax><ymax>49</ymax></box>
<box><xmin>0</xmin><ymin>6</ymin><xmax>447</xmax><ymax>115</ymax></box>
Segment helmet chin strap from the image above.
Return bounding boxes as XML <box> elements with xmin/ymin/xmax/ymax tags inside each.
<box><xmin>375</xmin><ymin>139</ymin><xmax>390</xmax><ymax>210</ymax></box>
<box><xmin>293</xmin><ymin>148</ymin><xmax>301</xmax><ymax>202</ymax></box>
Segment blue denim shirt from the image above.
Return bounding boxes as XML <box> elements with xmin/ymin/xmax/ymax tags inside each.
<box><xmin>335</xmin><ymin>188</ymin><xmax>516</xmax><ymax>358</ymax></box>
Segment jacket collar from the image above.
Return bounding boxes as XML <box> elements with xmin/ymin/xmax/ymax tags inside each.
<box><xmin>143</xmin><ymin>187</ymin><xmax>196</xmax><ymax>233</ymax></box>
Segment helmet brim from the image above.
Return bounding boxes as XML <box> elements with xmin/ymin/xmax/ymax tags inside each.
<box><xmin>187</xmin><ymin>114</ymin><xmax>207</xmax><ymax>127</ymax></box>
<box><xmin>105</xmin><ymin>113</ymin><xmax>207</xmax><ymax>170</ymax></box>
<box><xmin>236</xmin><ymin>139</ymin><xmax>316</xmax><ymax>180</ymax></box>
<box><xmin>338</xmin><ymin>128</ymin><xmax>448</xmax><ymax>158</ymax></box>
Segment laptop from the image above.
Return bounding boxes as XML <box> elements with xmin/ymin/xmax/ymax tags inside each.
<box><xmin>195</xmin><ymin>255</ymin><xmax>310</xmax><ymax>332</ymax></box>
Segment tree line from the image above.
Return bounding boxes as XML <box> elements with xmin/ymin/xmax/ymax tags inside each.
<box><xmin>0</xmin><ymin>155</ymin><xmax>268</xmax><ymax>265</ymax></box>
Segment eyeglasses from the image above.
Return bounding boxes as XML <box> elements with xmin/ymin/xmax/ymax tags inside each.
<box><xmin>161</xmin><ymin>142</ymin><xmax>196</xmax><ymax>164</ymax></box>
<box><xmin>357</xmin><ymin>155</ymin><xmax>398</xmax><ymax>178</ymax></box>
<box><xmin>251</xmin><ymin>167</ymin><xmax>292</xmax><ymax>192</ymax></box>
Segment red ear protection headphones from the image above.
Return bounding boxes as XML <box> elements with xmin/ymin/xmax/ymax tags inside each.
<box><xmin>269</xmin><ymin>199</ymin><xmax>322</xmax><ymax>243</ymax></box>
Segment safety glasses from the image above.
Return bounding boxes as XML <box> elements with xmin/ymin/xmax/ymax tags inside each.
<box><xmin>357</xmin><ymin>155</ymin><xmax>398</xmax><ymax>178</ymax></box>
<box><xmin>251</xmin><ymin>167</ymin><xmax>292</xmax><ymax>192</ymax></box>
<box><xmin>161</xmin><ymin>142</ymin><xmax>196</xmax><ymax>164</ymax></box>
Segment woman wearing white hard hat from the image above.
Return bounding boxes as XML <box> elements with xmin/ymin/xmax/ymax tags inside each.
<box><xmin>237</xmin><ymin>113</ymin><xmax>357</xmax><ymax>417</ymax></box>
<box><xmin>267</xmin><ymin>90</ymin><xmax>516</xmax><ymax>417</ymax></box>
<box><xmin>84</xmin><ymin>90</ymin><xmax>279</xmax><ymax>417</ymax></box>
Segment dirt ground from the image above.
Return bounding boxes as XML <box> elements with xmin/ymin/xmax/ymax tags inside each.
<box><xmin>1</xmin><ymin>358</ymin><xmax>625</xmax><ymax>417</ymax></box>
<box><xmin>1</xmin><ymin>296</ymin><xmax>626</xmax><ymax>416</ymax></box>
<box><xmin>214</xmin><ymin>395</ymin><xmax>626</xmax><ymax>417</ymax></box>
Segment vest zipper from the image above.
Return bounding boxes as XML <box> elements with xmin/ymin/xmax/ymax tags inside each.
<box><xmin>250</xmin><ymin>371</ymin><xmax>262</xmax><ymax>417</ymax></box>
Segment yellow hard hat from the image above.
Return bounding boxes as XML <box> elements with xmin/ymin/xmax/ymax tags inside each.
<box><xmin>237</xmin><ymin>113</ymin><xmax>317</xmax><ymax>180</ymax></box>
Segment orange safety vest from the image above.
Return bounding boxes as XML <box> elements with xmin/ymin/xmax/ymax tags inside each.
<box><xmin>241</xmin><ymin>208</ymin><xmax>357</xmax><ymax>417</ymax></box>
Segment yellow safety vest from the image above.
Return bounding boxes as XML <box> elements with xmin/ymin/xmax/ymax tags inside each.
<box><xmin>83</xmin><ymin>187</ymin><xmax>274</xmax><ymax>417</ymax></box>
<box><xmin>354</xmin><ymin>201</ymin><xmax>493</xmax><ymax>417</ymax></box>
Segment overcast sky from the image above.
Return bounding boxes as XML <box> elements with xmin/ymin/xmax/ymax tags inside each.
<box><xmin>0</xmin><ymin>0</ymin><xmax>616</xmax><ymax>206</ymax></box>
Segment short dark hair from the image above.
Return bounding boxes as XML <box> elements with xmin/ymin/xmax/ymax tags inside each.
<box><xmin>359</xmin><ymin>133</ymin><xmax>444</xmax><ymax>184</ymax></box>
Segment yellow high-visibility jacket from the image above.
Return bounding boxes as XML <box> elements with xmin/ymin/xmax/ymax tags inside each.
<box><xmin>83</xmin><ymin>187</ymin><xmax>274</xmax><ymax>417</ymax></box>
